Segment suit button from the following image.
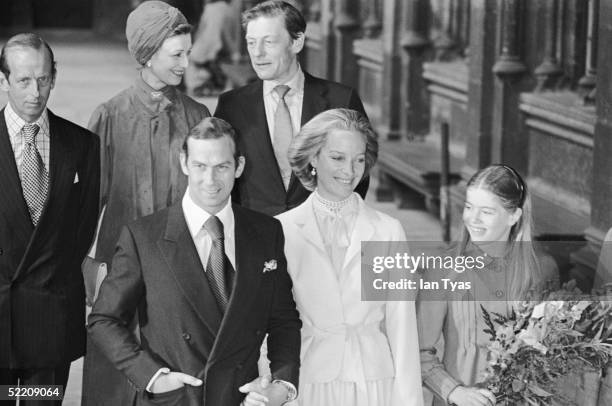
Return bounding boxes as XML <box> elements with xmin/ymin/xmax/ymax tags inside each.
<box><xmin>255</xmin><ymin>329</ymin><xmax>262</xmax><ymax>336</ymax></box>
<box><xmin>236</xmin><ymin>363</ymin><xmax>243</xmax><ymax>370</ymax></box>
<box><xmin>182</xmin><ymin>333</ymin><xmax>191</xmax><ymax>341</ymax></box>
<box><xmin>495</xmin><ymin>290</ymin><xmax>504</xmax><ymax>298</ymax></box>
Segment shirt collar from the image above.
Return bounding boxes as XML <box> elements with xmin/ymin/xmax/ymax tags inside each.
<box><xmin>263</xmin><ymin>64</ymin><xmax>304</xmax><ymax>97</ymax></box>
<box><xmin>182</xmin><ymin>188</ymin><xmax>234</xmax><ymax>239</ymax></box>
<box><xmin>4</xmin><ymin>102</ymin><xmax>50</xmax><ymax>140</ymax></box>
<box><xmin>134</xmin><ymin>73</ymin><xmax>176</xmax><ymax>113</ymax></box>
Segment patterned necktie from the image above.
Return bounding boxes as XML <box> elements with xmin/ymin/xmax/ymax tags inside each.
<box><xmin>273</xmin><ymin>85</ymin><xmax>293</xmax><ymax>190</ymax></box>
<box><xmin>204</xmin><ymin>216</ymin><xmax>229</xmax><ymax>311</ymax></box>
<box><xmin>20</xmin><ymin>124</ymin><xmax>49</xmax><ymax>225</ymax></box>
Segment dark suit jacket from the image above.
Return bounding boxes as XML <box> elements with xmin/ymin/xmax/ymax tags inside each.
<box><xmin>87</xmin><ymin>203</ymin><xmax>301</xmax><ymax>406</ymax></box>
<box><xmin>214</xmin><ymin>72</ymin><xmax>369</xmax><ymax>216</ymax></box>
<box><xmin>0</xmin><ymin>109</ymin><xmax>100</xmax><ymax>368</ymax></box>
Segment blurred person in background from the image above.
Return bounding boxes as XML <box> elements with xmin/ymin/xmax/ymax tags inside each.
<box><xmin>184</xmin><ymin>0</ymin><xmax>239</xmax><ymax>97</ymax></box>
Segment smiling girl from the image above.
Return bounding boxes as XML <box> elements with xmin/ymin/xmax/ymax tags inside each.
<box><xmin>417</xmin><ymin>165</ymin><xmax>558</xmax><ymax>406</ymax></box>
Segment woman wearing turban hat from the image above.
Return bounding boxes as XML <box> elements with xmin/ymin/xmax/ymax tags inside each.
<box><xmin>82</xmin><ymin>2</ymin><xmax>210</xmax><ymax>405</ymax></box>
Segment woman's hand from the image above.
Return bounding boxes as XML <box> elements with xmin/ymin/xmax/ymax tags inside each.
<box><xmin>448</xmin><ymin>386</ymin><xmax>496</xmax><ymax>406</ymax></box>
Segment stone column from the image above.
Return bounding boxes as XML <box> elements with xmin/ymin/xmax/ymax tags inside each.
<box><xmin>491</xmin><ymin>0</ymin><xmax>529</xmax><ymax>172</ymax></box>
<box><xmin>462</xmin><ymin>0</ymin><xmax>498</xmax><ymax>176</ymax></box>
<box><xmin>399</xmin><ymin>0</ymin><xmax>430</xmax><ymax>138</ymax></box>
<box><xmin>377</xmin><ymin>0</ymin><xmax>403</xmax><ymax>140</ymax></box>
<box><xmin>333</xmin><ymin>0</ymin><xmax>361</xmax><ymax>87</ymax></box>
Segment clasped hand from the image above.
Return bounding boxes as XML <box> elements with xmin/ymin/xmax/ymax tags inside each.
<box><xmin>239</xmin><ymin>375</ymin><xmax>289</xmax><ymax>406</ymax></box>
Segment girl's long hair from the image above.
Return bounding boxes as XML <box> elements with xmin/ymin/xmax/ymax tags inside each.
<box><xmin>459</xmin><ymin>165</ymin><xmax>544</xmax><ymax>300</ymax></box>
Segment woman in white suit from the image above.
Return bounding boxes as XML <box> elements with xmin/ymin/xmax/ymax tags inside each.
<box><xmin>276</xmin><ymin>109</ymin><xmax>424</xmax><ymax>406</ymax></box>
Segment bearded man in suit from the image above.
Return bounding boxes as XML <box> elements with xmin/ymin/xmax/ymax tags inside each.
<box><xmin>88</xmin><ymin>117</ymin><xmax>301</xmax><ymax>406</ymax></box>
<box><xmin>214</xmin><ymin>0</ymin><xmax>368</xmax><ymax>216</ymax></box>
<box><xmin>0</xmin><ymin>33</ymin><xmax>100</xmax><ymax>405</ymax></box>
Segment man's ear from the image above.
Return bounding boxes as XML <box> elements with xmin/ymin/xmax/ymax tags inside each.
<box><xmin>291</xmin><ymin>32</ymin><xmax>305</xmax><ymax>54</ymax></box>
<box><xmin>0</xmin><ymin>72</ymin><xmax>10</xmax><ymax>92</ymax></box>
<box><xmin>235</xmin><ymin>156</ymin><xmax>246</xmax><ymax>179</ymax></box>
<box><xmin>180</xmin><ymin>152</ymin><xmax>189</xmax><ymax>176</ymax></box>
<box><xmin>50</xmin><ymin>69</ymin><xmax>56</xmax><ymax>90</ymax></box>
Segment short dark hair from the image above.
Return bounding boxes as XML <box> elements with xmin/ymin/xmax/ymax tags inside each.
<box><xmin>0</xmin><ymin>33</ymin><xmax>57</xmax><ymax>79</ymax></box>
<box><xmin>242</xmin><ymin>0</ymin><xmax>306</xmax><ymax>40</ymax></box>
<box><xmin>182</xmin><ymin>117</ymin><xmax>241</xmax><ymax>165</ymax></box>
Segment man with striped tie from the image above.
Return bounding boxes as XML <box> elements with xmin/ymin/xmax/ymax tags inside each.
<box><xmin>88</xmin><ymin>117</ymin><xmax>301</xmax><ymax>406</ymax></box>
<box><xmin>0</xmin><ymin>33</ymin><xmax>100</xmax><ymax>404</ymax></box>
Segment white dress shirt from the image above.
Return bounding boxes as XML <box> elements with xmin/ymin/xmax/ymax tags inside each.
<box><xmin>263</xmin><ymin>66</ymin><xmax>304</xmax><ymax>143</ymax></box>
<box><xmin>5</xmin><ymin>102</ymin><xmax>51</xmax><ymax>176</ymax></box>
<box><xmin>182</xmin><ymin>188</ymin><xmax>237</xmax><ymax>271</ymax></box>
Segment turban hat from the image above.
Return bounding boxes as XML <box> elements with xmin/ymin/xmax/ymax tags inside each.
<box><xmin>125</xmin><ymin>1</ymin><xmax>189</xmax><ymax>65</ymax></box>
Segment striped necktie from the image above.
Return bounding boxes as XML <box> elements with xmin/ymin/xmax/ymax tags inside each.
<box><xmin>204</xmin><ymin>215</ymin><xmax>229</xmax><ymax>311</ymax></box>
<box><xmin>20</xmin><ymin>123</ymin><xmax>49</xmax><ymax>225</ymax></box>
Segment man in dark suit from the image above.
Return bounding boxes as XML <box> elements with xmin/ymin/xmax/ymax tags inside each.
<box><xmin>215</xmin><ymin>0</ymin><xmax>368</xmax><ymax>216</ymax></box>
<box><xmin>88</xmin><ymin>117</ymin><xmax>301</xmax><ymax>406</ymax></box>
<box><xmin>0</xmin><ymin>33</ymin><xmax>100</xmax><ymax>404</ymax></box>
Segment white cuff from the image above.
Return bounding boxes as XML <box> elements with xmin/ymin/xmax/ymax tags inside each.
<box><xmin>145</xmin><ymin>367</ymin><xmax>170</xmax><ymax>392</ymax></box>
<box><xmin>272</xmin><ymin>379</ymin><xmax>297</xmax><ymax>401</ymax></box>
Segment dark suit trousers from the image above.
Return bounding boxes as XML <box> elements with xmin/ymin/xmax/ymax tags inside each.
<box><xmin>0</xmin><ymin>364</ymin><xmax>69</xmax><ymax>406</ymax></box>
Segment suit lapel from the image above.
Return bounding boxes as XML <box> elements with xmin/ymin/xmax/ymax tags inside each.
<box><xmin>242</xmin><ymin>82</ymin><xmax>286</xmax><ymax>192</ymax></box>
<box><xmin>158</xmin><ymin>204</ymin><xmax>222</xmax><ymax>338</ymax></box>
<box><xmin>286</xmin><ymin>73</ymin><xmax>329</xmax><ymax>195</ymax></box>
<box><xmin>207</xmin><ymin>205</ymin><xmax>262</xmax><ymax>366</ymax></box>
<box><xmin>291</xmin><ymin>194</ymin><xmax>327</xmax><ymax>255</ymax></box>
<box><xmin>43</xmin><ymin>111</ymin><xmax>73</xmax><ymax>219</ymax></box>
<box><xmin>300</xmin><ymin>73</ymin><xmax>329</xmax><ymax>126</ymax></box>
<box><xmin>0</xmin><ymin>112</ymin><xmax>33</xmax><ymax>244</ymax></box>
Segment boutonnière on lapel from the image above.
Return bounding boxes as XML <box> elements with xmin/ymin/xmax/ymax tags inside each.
<box><xmin>263</xmin><ymin>260</ymin><xmax>277</xmax><ymax>273</ymax></box>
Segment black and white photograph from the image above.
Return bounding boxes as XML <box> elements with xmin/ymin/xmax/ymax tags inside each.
<box><xmin>1</xmin><ymin>0</ymin><xmax>611</xmax><ymax>405</ymax></box>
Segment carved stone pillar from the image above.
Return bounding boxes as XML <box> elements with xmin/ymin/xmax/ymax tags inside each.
<box><xmin>399</xmin><ymin>0</ymin><xmax>430</xmax><ymax>138</ymax></box>
<box><xmin>534</xmin><ymin>0</ymin><xmax>563</xmax><ymax>90</ymax></box>
<box><xmin>578</xmin><ymin>0</ymin><xmax>598</xmax><ymax>104</ymax></box>
<box><xmin>333</xmin><ymin>0</ymin><xmax>361</xmax><ymax>87</ymax></box>
<box><xmin>433</xmin><ymin>0</ymin><xmax>456</xmax><ymax>60</ymax></box>
<box><xmin>490</xmin><ymin>0</ymin><xmax>529</xmax><ymax>172</ymax></box>
<box><xmin>302</xmin><ymin>0</ymin><xmax>334</xmax><ymax>79</ymax></box>
<box><xmin>493</xmin><ymin>0</ymin><xmax>527</xmax><ymax>76</ymax></box>
<box><xmin>363</xmin><ymin>0</ymin><xmax>382</xmax><ymax>39</ymax></box>
<box><xmin>377</xmin><ymin>0</ymin><xmax>403</xmax><ymax>140</ymax></box>
<box><xmin>462</xmin><ymin>0</ymin><xmax>498</xmax><ymax>176</ymax></box>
